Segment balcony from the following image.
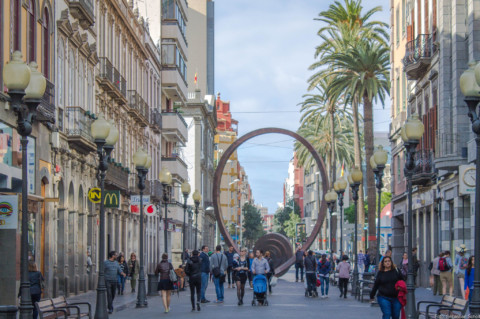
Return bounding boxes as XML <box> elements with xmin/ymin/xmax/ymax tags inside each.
<box><xmin>161</xmin><ymin>156</ymin><xmax>188</xmax><ymax>182</ymax></box>
<box><xmin>127</xmin><ymin>90</ymin><xmax>149</xmax><ymax>127</ymax></box>
<box><xmin>149</xmin><ymin>180</ymin><xmax>164</xmax><ymax>201</ymax></box>
<box><xmin>411</xmin><ymin>150</ymin><xmax>436</xmax><ymax>186</ymax></box>
<box><xmin>64</xmin><ymin>106</ymin><xmax>96</xmax><ymax>154</ymax></box>
<box><xmin>434</xmin><ymin>131</ymin><xmax>468</xmax><ymax>171</ymax></box>
<box><xmin>166</xmin><ymin>202</ymin><xmax>185</xmax><ymax>225</ymax></box>
<box><xmin>403</xmin><ymin>33</ymin><xmax>438</xmax><ymax>80</ymax></box>
<box><xmin>98</xmin><ymin>57</ymin><xmax>127</xmax><ymax>103</ymax></box>
<box><xmin>36</xmin><ymin>79</ymin><xmax>55</xmax><ymax>123</ymax></box>
<box><xmin>161</xmin><ymin>67</ymin><xmax>187</xmax><ymax>102</ymax></box>
<box><xmin>105</xmin><ymin>162</ymin><xmax>129</xmax><ymax>192</ymax></box>
<box><xmin>161</xmin><ymin>111</ymin><xmax>188</xmax><ymax>145</ymax></box>
<box><xmin>68</xmin><ymin>0</ymin><xmax>94</xmax><ymax>29</ymax></box>
<box><xmin>151</xmin><ymin>110</ymin><xmax>162</xmax><ymax>133</ymax></box>
<box><xmin>161</xmin><ymin>20</ymin><xmax>187</xmax><ymax>57</ymax></box>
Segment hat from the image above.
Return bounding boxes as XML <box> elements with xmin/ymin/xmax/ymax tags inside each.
<box><xmin>455</xmin><ymin>244</ymin><xmax>467</xmax><ymax>254</ymax></box>
<box><xmin>233</xmin><ymin>253</ymin><xmax>239</xmax><ymax>259</ymax></box>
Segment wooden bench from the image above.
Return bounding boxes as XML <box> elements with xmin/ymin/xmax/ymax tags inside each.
<box><xmin>434</xmin><ymin>298</ymin><xmax>469</xmax><ymax>319</ymax></box>
<box><xmin>35</xmin><ymin>300</ymin><xmax>67</xmax><ymax>319</ymax></box>
<box><xmin>51</xmin><ymin>296</ymin><xmax>92</xmax><ymax>319</ymax></box>
<box><xmin>416</xmin><ymin>295</ymin><xmax>455</xmax><ymax>319</ymax></box>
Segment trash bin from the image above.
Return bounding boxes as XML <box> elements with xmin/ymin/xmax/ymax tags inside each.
<box><xmin>0</xmin><ymin>306</ymin><xmax>18</xmax><ymax>319</ymax></box>
<box><xmin>147</xmin><ymin>273</ymin><xmax>159</xmax><ymax>296</ymax></box>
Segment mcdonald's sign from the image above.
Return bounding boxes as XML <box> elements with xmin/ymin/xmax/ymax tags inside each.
<box><xmin>104</xmin><ymin>191</ymin><xmax>120</xmax><ymax>208</ymax></box>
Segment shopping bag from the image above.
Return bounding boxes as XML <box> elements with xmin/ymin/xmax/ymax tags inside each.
<box><xmin>270</xmin><ymin>276</ymin><xmax>278</xmax><ymax>287</ymax></box>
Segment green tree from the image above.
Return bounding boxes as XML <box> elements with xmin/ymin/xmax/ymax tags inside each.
<box><xmin>284</xmin><ymin>212</ymin><xmax>302</xmax><ymax>239</ymax></box>
<box><xmin>273</xmin><ymin>199</ymin><xmax>301</xmax><ymax>236</ymax></box>
<box><xmin>242</xmin><ymin>202</ymin><xmax>266</xmax><ymax>247</ymax></box>
<box><xmin>344</xmin><ymin>192</ymin><xmax>392</xmax><ymax>223</ymax></box>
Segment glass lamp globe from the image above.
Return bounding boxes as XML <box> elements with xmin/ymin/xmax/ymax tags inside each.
<box><xmin>192</xmin><ymin>190</ymin><xmax>202</xmax><ymax>203</ymax></box>
<box><xmin>351</xmin><ymin>167</ymin><xmax>363</xmax><ymax>183</ymax></box>
<box><xmin>405</xmin><ymin>114</ymin><xmax>425</xmax><ymax>141</ymax></box>
<box><xmin>133</xmin><ymin>148</ymin><xmax>148</xmax><ymax>168</ymax></box>
<box><xmin>105</xmin><ymin>121</ymin><xmax>119</xmax><ymax>146</ymax></box>
<box><xmin>3</xmin><ymin>51</ymin><xmax>31</xmax><ymax>91</ymax></box>
<box><xmin>24</xmin><ymin>62</ymin><xmax>46</xmax><ymax>99</ymax></box>
<box><xmin>144</xmin><ymin>156</ymin><xmax>152</xmax><ymax>169</ymax></box>
<box><xmin>373</xmin><ymin>145</ymin><xmax>388</xmax><ymax>166</ymax></box>
<box><xmin>159</xmin><ymin>167</ymin><xmax>172</xmax><ymax>185</ymax></box>
<box><xmin>335</xmin><ymin>178</ymin><xmax>347</xmax><ymax>191</ymax></box>
<box><xmin>91</xmin><ymin>114</ymin><xmax>111</xmax><ymax>140</ymax></box>
<box><xmin>181</xmin><ymin>181</ymin><xmax>191</xmax><ymax>196</ymax></box>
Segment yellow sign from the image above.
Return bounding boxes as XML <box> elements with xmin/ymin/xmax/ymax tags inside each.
<box><xmin>88</xmin><ymin>188</ymin><xmax>101</xmax><ymax>203</ymax></box>
<box><xmin>104</xmin><ymin>191</ymin><xmax>120</xmax><ymax>208</ymax></box>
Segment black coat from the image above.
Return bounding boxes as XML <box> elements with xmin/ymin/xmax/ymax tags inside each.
<box><xmin>186</xmin><ymin>256</ymin><xmax>202</xmax><ymax>281</ymax></box>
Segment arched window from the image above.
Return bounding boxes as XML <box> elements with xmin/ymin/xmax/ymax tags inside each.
<box><xmin>42</xmin><ymin>7</ymin><xmax>50</xmax><ymax>78</ymax></box>
<box><xmin>68</xmin><ymin>50</ymin><xmax>75</xmax><ymax>106</ymax></box>
<box><xmin>27</xmin><ymin>0</ymin><xmax>36</xmax><ymax>62</ymax></box>
<box><xmin>78</xmin><ymin>59</ymin><xmax>84</xmax><ymax>107</ymax></box>
<box><xmin>58</xmin><ymin>39</ymin><xmax>65</xmax><ymax>107</ymax></box>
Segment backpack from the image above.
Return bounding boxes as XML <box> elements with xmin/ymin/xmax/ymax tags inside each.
<box><xmin>212</xmin><ymin>254</ymin><xmax>224</xmax><ymax>278</ymax></box>
<box><xmin>438</xmin><ymin>257</ymin><xmax>451</xmax><ymax>272</ymax></box>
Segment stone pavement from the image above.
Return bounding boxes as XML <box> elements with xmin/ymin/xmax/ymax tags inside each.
<box><xmin>68</xmin><ymin>271</ymin><xmax>447</xmax><ymax>318</ymax></box>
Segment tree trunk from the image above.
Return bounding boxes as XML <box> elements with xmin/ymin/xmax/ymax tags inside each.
<box><xmin>351</xmin><ymin>97</ymin><xmax>365</xmax><ymax>252</ymax></box>
<box><xmin>329</xmin><ymin>110</ymin><xmax>338</xmax><ymax>252</ymax></box>
<box><xmin>363</xmin><ymin>95</ymin><xmax>377</xmax><ymax>260</ymax></box>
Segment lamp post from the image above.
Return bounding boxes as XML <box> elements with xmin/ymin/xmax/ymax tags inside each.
<box><xmin>459</xmin><ymin>62</ymin><xmax>480</xmax><ymax>315</ymax></box>
<box><xmin>192</xmin><ymin>190</ymin><xmax>202</xmax><ymax>249</ymax></box>
<box><xmin>325</xmin><ymin>189</ymin><xmax>337</xmax><ymax>262</ymax></box>
<box><xmin>90</xmin><ymin>114</ymin><xmax>119</xmax><ymax>318</ymax></box>
<box><xmin>334</xmin><ymin>178</ymin><xmax>347</xmax><ymax>258</ymax></box>
<box><xmin>400</xmin><ymin>115</ymin><xmax>424</xmax><ymax>319</ymax></box>
<box><xmin>3</xmin><ymin>52</ymin><xmax>46</xmax><ymax>319</ymax></box>
<box><xmin>160</xmin><ymin>168</ymin><xmax>172</xmax><ymax>253</ymax></box>
<box><xmin>348</xmin><ymin>167</ymin><xmax>363</xmax><ymax>297</ymax></box>
<box><xmin>370</xmin><ymin>145</ymin><xmax>388</xmax><ymax>267</ymax></box>
<box><xmin>181</xmin><ymin>181</ymin><xmax>191</xmax><ymax>263</ymax></box>
<box><xmin>133</xmin><ymin>148</ymin><xmax>151</xmax><ymax>308</ymax></box>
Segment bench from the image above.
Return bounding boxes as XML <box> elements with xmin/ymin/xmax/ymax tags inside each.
<box><xmin>434</xmin><ymin>298</ymin><xmax>469</xmax><ymax>319</ymax></box>
<box><xmin>35</xmin><ymin>300</ymin><xmax>67</xmax><ymax>319</ymax></box>
<box><xmin>416</xmin><ymin>295</ymin><xmax>455</xmax><ymax>319</ymax></box>
<box><xmin>51</xmin><ymin>296</ymin><xmax>92</xmax><ymax>319</ymax></box>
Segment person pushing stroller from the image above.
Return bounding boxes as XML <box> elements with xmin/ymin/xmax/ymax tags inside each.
<box><xmin>251</xmin><ymin>249</ymin><xmax>270</xmax><ymax>305</ymax></box>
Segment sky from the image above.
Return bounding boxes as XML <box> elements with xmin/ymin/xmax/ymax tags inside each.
<box><xmin>215</xmin><ymin>0</ymin><xmax>391</xmax><ymax>215</ymax></box>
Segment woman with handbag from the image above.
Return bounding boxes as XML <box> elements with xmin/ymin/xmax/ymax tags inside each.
<box><xmin>155</xmin><ymin>253</ymin><xmax>174</xmax><ymax>313</ymax></box>
<box><xmin>28</xmin><ymin>262</ymin><xmax>44</xmax><ymax>319</ymax></box>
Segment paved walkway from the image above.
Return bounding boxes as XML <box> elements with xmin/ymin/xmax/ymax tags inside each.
<box><xmin>68</xmin><ymin>271</ymin><xmax>447</xmax><ymax>318</ymax></box>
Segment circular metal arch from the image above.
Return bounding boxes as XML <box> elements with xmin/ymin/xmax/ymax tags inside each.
<box><xmin>213</xmin><ymin>127</ymin><xmax>329</xmax><ymax>276</ymax></box>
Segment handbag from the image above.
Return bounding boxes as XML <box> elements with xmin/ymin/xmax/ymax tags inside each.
<box><xmin>169</xmin><ymin>268</ymin><xmax>178</xmax><ymax>282</ymax></box>
<box><xmin>212</xmin><ymin>254</ymin><xmax>224</xmax><ymax>278</ymax></box>
<box><xmin>270</xmin><ymin>276</ymin><xmax>278</xmax><ymax>287</ymax></box>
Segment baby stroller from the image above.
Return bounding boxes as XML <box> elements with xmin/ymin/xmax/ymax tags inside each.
<box><xmin>252</xmin><ymin>274</ymin><xmax>269</xmax><ymax>306</ymax></box>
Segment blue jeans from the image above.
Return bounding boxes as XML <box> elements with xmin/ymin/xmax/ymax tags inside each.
<box><xmin>295</xmin><ymin>263</ymin><xmax>304</xmax><ymax>281</ymax></box>
<box><xmin>377</xmin><ymin>295</ymin><xmax>402</xmax><ymax>319</ymax></box>
<box><xmin>118</xmin><ymin>274</ymin><xmax>126</xmax><ymax>293</ymax></box>
<box><xmin>320</xmin><ymin>275</ymin><xmax>329</xmax><ymax>295</ymax></box>
<box><xmin>201</xmin><ymin>272</ymin><xmax>209</xmax><ymax>301</ymax></box>
<box><xmin>213</xmin><ymin>276</ymin><xmax>225</xmax><ymax>301</ymax></box>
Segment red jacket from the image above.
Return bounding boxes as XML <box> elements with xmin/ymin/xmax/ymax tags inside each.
<box><xmin>395</xmin><ymin>280</ymin><xmax>407</xmax><ymax>319</ymax></box>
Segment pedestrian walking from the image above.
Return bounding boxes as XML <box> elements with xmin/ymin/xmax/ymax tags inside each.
<box><xmin>251</xmin><ymin>249</ymin><xmax>270</xmax><ymax>277</ymax></box>
<box><xmin>185</xmin><ymin>250</ymin><xmax>202</xmax><ymax>311</ymax></box>
<box><xmin>265</xmin><ymin>251</ymin><xmax>275</xmax><ymax>294</ymax></box>
<box><xmin>105</xmin><ymin>251</ymin><xmax>126</xmax><ymax>314</ymax></box>
<box><xmin>304</xmin><ymin>250</ymin><xmax>317</xmax><ymax>297</ymax></box>
<box><xmin>28</xmin><ymin>262</ymin><xmax>44</xmax><ymax>319</ymax></box>
<box><xmin>248</xmin><ymin>251</ymin><xmax>255</xmax><ymax>289</ymax></box>
<box><xmin>117</xmin><ymin>255</ymin><xmax>128</xmax><ymax>295</ymax></box>
<box><xmin>127</xmin><ymin>252</ymin><xmax>139</xmax><ymax>293</ymax></box>
<box><xmin>86</xmin><ymin>250</ymin><xmax>93</xmax><ymax>275</ymax></box>
<box><xmin>464</xmin><ymin>255</ymin><xmax>474</xmax><ymax>302</ymax></box>
<box><xmin>370</xmin><ymin>256</ymin><xmax>404</xmax><ymax>319</ymax></box>
<box><xmin>295</xmin><ymin>246</ymin><xmax>305</xmax><ymax>282</ymax></box>
<box><xmin>225</xmin><ymin>246</ymin><xmax>236</xmax><ymax>288</ymax></box>
<box><xmin>412</xmin><ymin>247</ymin><xmax>420</xmax><ymax>285</ymax></box>
<box><xmin>439</xmin><ymin>250</ymin><xmax>453</xmax><ymax>296</ymax></box>
<box><xmin>430</xmin><ymin>252</ymin><xmax>443</xmax><ymax>296</ymax></box>
<box><xmin>399</xmin><ymin>252</ymin><xmax>408</xmax><ymax>278</ymax></box>
<box><xmin>454</xmin><ymin>244</ymin><xmax>468</xmax><ymax>299</ymax></box>
<box><xmin>210</xmin><ymin>245</ymin><xmax>228</xmax><ymax>303</ymax></box>
<box><xmin>155</xmin><ymin>253</ymin><xmax>174</xmax><ymax>313</ymax></box>
<box><xmin>357</xmin><ymin>250</ymin><xmax>366</xmax><ymax>279</ymax></box>
<box><xmin>318</xmin><ymin>254</ymin><xmax>331</xmax><ymax>298</ymax></box>
<box><xmin>233</xmin><ymin>248</ymin><xmax>250</xmax><ymax>305</ymax></box>
<box><xmin>199</xmin><ymin>245</ymin><xmax>211</xmax><ymax>303</ymax></box>
<box><xmin>337</xmin><ymin>255</ymin><xmax>350</xmax><ymax>298</ymax></box>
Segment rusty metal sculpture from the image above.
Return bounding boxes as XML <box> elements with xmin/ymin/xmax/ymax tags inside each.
<box><xmin>213</xmin><ymin>128</ymin><xmax>329</xmax><ymax>276</ymax></box>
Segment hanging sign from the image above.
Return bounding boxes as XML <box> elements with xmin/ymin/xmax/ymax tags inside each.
<box><xmin>0</xmin><ymin>195</ymin><xmax>19</xmax><ymax>229</ymax></box>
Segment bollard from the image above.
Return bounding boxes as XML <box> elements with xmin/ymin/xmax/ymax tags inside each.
<box><xmin>0</xmin><ymin>306</ymin><xmax>18</xmax><ymax>319</ymax></box>
<box><xmin>147</xmin><ymin>273</ymin><xmax>159</xmax><ymax>296</ymax></box>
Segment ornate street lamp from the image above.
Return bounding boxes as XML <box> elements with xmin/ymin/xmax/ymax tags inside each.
<box><xmin>181</xmin><ymin>181</ymin><xmax>191</xmax><ymax>263</ymax></box>
<box><xmin>334</xmin><ymin>178</ymin><xmax>348</xmax><ymax>258</ymax></box>
<box><xmin>3</xmin><ymin>52</ymin><xmax>46</xmax><ymax>319</ymax></box>
<box><xmin>400</xmin><ymin>114</ymin><xmax>424</xmax><ymax>319</ymax></box>
<box><xmin>370</xmin><ymin>145</ymin><xmax>388</xmax><ymax>267</ymax></box>
<box><xmin>348</xmin><ymin>167</ymin><xmax>363</xmax><ymax>296</ymax></box>
<box><xmin>159</xmin><ymin>167</ymin><xmax>172</xmax><ymax>253</ymax></box>
<box><xmin>459</xmin><ymin>62</ymin><xmax>480</xmax><ymax>315</ymax></box>
<box><xmin>90</xmin><ymin>114</ymin><xmax>119</xmax><ymax>318</ymax></box>
<box><xmin>133</xmin><ymin>148</ymin><xmax>151</xmax><ymax>308</ymax></box>
<box><xmin>325</xmin><ymin>189</ymin><xmax>337</xmax><ymax>262</ymax></box>
<box><xmin>192</xmin><ymin>190</ymin><xmax>202</xmax><ymax>250</ymax></box>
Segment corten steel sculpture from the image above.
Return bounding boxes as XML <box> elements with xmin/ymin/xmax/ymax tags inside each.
<box><xmin>213</xmin><ymin>128</ymin><xmax>329</xmax><ymax>276</ymax></box>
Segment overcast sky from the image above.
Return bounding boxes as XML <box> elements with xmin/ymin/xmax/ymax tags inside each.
<box><xmin>215</xmin><ymin>0</ymin><xmax>390</xmax><ymax>215</ymax></box>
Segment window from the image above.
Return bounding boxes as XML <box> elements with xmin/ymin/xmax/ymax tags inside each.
<box><xmin>402</xmin><ymin>0</ymin><xmax>406</xmax><ymax>36</ymax></box>
<box><xmin>78</xmin><ymin>59</ymin><xmax>84</xmax><ymax>107</ymax></box>
<box><xmin>396</xmin><ymin>156</ymin><xmax>401</xmax><ymax>182</ymax></box>
<box><xmin>396</xmin><ymin>7</ymin><xmax>400</xmax><ymax>46</ymax></box>
<box><xmin>396</xmin><ymin>76</ymin><xmax>400</xmax><ymax>114</ymax></box>
<box><xmin>402</xmin><ymin>73</ymin><xmax>407</xmax><ymax>110</ymax></box>
<box><xmin>42</xmin><ymin>7</ymin><xmax>49</xmax><ymax>78</ymax></box>
<box><xmin>58</xmin><ymin>39</ymin><xmax>65</xmax><ymax>107</ymax></box>
<box><xmin>68</xmin><ymin>51</ymin><xmax>75</xmax><ymax>106</ymax></box>
<box><xmin>27</xmin><ymin>0</ymin><xmax>36</xmax><ymax>62</ymax></box>
<box><xmin>13</xmin><ymin>0</ymin><xmax>21</xmax><ymax>51</ymax></box>
<box><xmin>87</xmin><ymin>68</ymin><xmax>93</xmax><ymax>112</ymax></box>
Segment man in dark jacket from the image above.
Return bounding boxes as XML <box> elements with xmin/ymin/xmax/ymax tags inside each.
<box><xmin>295</xmin><ymin>246</ymin><xmax>305</xmax><ymax>282</ymax></box>
<box><xmin>185</xmin><ymin>250</ymin><xmax>203</xmax><ymax>311</ymax></box>
<box><xmin>200</xmin><ymin>245</ymin><xmax>210</xmax><ymax>303</ymax></box>
<box><xmin>304</xmin><ymin>250</ymin><xmax>317</xmax><ymax>297</ymax></box>
<box><xmin>318</xmin><ymin>254</ymin><xmax>332</xmax><ymax>298</ymax></box>
<box><xmin>224</xmin><ymin>246</ymin><xmax>235</xmax><ymax>288</ymax></box>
